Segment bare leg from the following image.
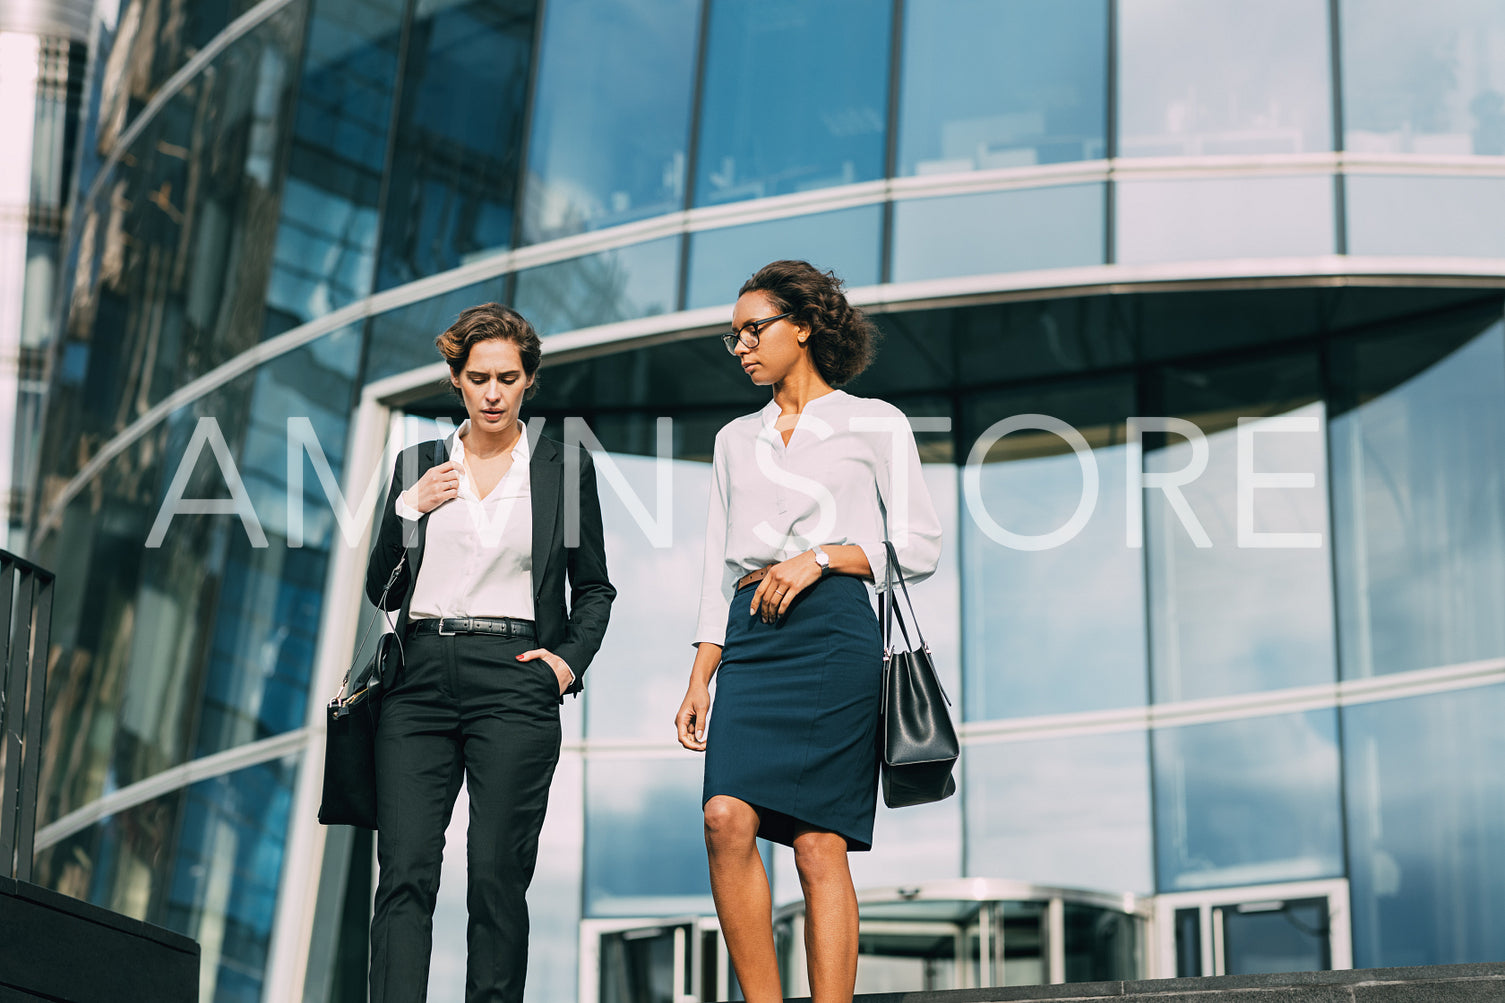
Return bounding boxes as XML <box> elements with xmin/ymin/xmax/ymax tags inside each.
<box><xmin>704</xmin><ymin>795</ymin><xmax>783</xmax><ymax>1003</ymax></box>
<box><xmin>792</xmin><ymin>828</ymin><xmax>858</xmax><ymax>1003</ymax></box>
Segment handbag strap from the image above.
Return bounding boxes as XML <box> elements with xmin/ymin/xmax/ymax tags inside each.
<box><xmin>880</xmin><ymin>541</ymin><xmax>951</xmax><ymax>707</ymax></box>
<box><xmin>882</xmin><ymin>540</ymin><xmax>929</xmax><ymax>651</ymax></box>
<box><xmin>335</xmin><ymin>556</ymin><xmax>406</xmax><ymax>701</ymax></box>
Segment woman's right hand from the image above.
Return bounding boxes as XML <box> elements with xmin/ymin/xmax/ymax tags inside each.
<box><xmin>676</xmin><ymin>681</ymin><xmax>711</xmax><ymax>752</ymax></box>
<box><xmin>402</xmin><ymin>460</ymin><xmax>462</xmax><ymax>514</ymax></box>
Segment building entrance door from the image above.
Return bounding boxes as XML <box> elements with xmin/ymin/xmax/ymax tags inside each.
<box><xmin>580</xmin><ymin>917</ymin><xmax>738</xmax><ymax>1003</ymax></box>
<box><xmin>1156</xmin><ymin>879</ymin><xmax>1352</xmax><ymax>978</ymax></box>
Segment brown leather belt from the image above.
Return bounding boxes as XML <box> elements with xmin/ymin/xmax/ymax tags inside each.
<box><xmin>735</xmin><ymin>566</ymin><xmax>772</xmax><ymax>591</ymax></box>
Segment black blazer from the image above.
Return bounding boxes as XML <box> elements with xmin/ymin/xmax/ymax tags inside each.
<box><xmin>364</xmin><ymin>432</ymin><xmax>615</xmax><ymax>696</ymax></box>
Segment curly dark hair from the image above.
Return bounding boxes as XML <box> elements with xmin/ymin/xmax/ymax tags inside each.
<box><xmin>739</xmin><ymin>260</ymin><xmax>878</xmax><ymax>386</ymax></box>
<box><xmin>435</xmin><ymin>303</ymin><xmax>542</xmax><ymax>400</ymax></box>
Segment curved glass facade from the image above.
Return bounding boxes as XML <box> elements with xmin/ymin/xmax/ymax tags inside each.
<box><xmin>28</xmin><ymin>1</ymin><xmax>1505</xmax><ymax>1000</ymax></box>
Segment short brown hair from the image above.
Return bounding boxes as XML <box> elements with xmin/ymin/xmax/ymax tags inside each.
<box><xmin>435</xmin><ymin>303</ymin><xmax>542</xmax><ymax>399</ymax></box>
<box><xmin>739</xmin><ymin>260</ymin><xmax>878</xmax><ymax>386</ymax></box>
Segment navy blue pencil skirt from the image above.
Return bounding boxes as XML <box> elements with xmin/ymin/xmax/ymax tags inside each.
<box><xmin>702</xmin><ymin>574</ymin><xmax>884</xmax><ymax>851</ymax></box>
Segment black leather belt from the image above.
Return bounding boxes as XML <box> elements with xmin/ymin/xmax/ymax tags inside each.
<box><xmin>407</xmin><ymin>616</ymin><xmax>536</xmax><ymax>640</ymax></box>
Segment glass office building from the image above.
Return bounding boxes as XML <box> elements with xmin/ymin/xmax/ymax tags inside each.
<box><xmin>0</xmin><ymin>0</ymin><xmax>91</xmax><ymax>551</ymax></box>
<box><xmin>26</xmin><ymin>0</ymin><xmax>1505</xmax><ymax>1000</ymax></box>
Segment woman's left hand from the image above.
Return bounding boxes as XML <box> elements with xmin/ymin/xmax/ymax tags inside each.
<box><xmin>749</xmin><ymin>551</ymin><xmax>824</xmax><ymax>624</ymax></box>
<box><xmin>517</xmin><ymin>648</ymin><xmax>573</xmax><ymax>695</ymax></box>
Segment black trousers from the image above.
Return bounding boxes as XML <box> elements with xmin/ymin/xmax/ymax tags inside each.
<box><xmin>369</xmin><ymin>630</ymin><xmax>562</xmax><ymax>1003</ymax></box>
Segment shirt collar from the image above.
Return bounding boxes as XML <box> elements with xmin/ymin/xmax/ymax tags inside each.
<box><xmin>759</xmin><ymin>389</ymin><xmax>845</xmax><ymax>426</ymax></box>
<box><xmin>450</xmin><ymin>419</ymin><xmax>531</xmax><ymax>463</ymax></box>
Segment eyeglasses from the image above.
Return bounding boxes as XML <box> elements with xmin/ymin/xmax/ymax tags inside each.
<box><xmin>721</xmin><ymin>312</ymin><xmax>793</xmax><ymax>354</ymax></box>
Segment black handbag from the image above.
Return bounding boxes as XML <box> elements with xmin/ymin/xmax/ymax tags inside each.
<box><xmin>878</xmin><ymin>541</ymin><xmax>959</xmax><ymax>808</ymax></box>
<box><xmin>318</xmin><ymin>558</ymin><xmax>405</xmax><ymax>829</ymax></box>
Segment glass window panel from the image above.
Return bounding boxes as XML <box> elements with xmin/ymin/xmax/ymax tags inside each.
<box><xmin>1346</xmin><ymin>175</ymin><xmax>1505</xmax><ymax>258</ymax></box>
<box><xmin>375</xmin><ymin>0</ymin><xmax>537</xmax><ymax>288</ymax></box>
<box><xmin>891</xmin><ymin>185</ymin><xmax>1105</xmax><ymax>281</ymax></box>
<box><xmin>361</xmin><ymin>275</ymin><xmax>507</xmax><ymax>386</ymax></box>
<box><xmin>694</xmin><ymin>0</ymin><xmax>892</xmax><ymax>206</ymax></box>
<box><xmin>522</xmin><ymin>0</ymin><xmax>700</xmax><ymax>241</ymax></box>
<box><xmin>584</xmin><ymin>454</ymin><xmax>713</xmax><ymax>742</ymax></box>
<box><xmin>512</xmin><ymin>238</ymin><xmax>680</xmax><ymax>337</ymax></box>
<box><xmin>1136</xmin><ymin>286</ymin><xmax>1331</xmax><ymax>362</ymax></box>
<box><xmin>32</xmin><ymin>757</ymin><xmax>300</xmax><ymax>1001</ymax></box>
<box><xmin>1144</xmin><ymin>357</ymin><xmax>1336</xmax><ymax>701</ymax></box>
<box><xmin>39</xmin><ymin>2</ymin><xmax>308</xmax><ymax>477</ymax></box>
<box><xmin>33</xmin><ymin>331</ymin><xmax>359</xmax><ymax>814</ymax></box>
<box><xmin>584</xmin><ymin>755</ymin><xmax>714</xmax><ymax>916</ymax></box>
<box><xmin>1329</xmin><ymin>315</ymin><xmax>1505</xmax><ymax>678</ymax></box>
<box><xmin>878</xmin><ymin>296</ymin><xmax>1131</xmax><ymax>391</ymax></box>
<box><xmin>1115</xmin><ymin>176</ymin><xmax>1335</xmax><ymax>264</ymax></box>
<box><xmin>1343</xmin><ymin>684</ymin><xmax>1505</xmax><ymax>967</ymax></box>
<box><xmin>964</xmin><ymin>731</ymin><xmax>1153</xmax><ymax>894</ymax></box>
<box><xmin>684</xmin><ymin>206</ymin><xmax>882</xmax><ymax>310</ymax></box>
<box><xmin>95</xmin><ymin>0</ymin><xmax>268</xmax><ymax>117</ymax></box>
<box><xmin>1153</xmin><ymin>711</ymin><xmax>1343</xmax><ymax>891</ymax></box>
<box><xmin>1342</xmin><ymin>0</ymin><xmax>1505</xmax><ymax>155</ymax></box>
<box><xmin>961</xmin><ymin>380</ymin><xmax>1148</xmax><ymax>720</ymax></box>
<box><xmin>898</xmin><ymin>0</ymin><xmax>1106</xmax><ymax>175</ymax></box>
<box><xmin>267</xmin><ymin>0</ymin><xmax>405</xmax><ymax>332</ymax></box>
<box><xmin>1118</xmin><ymin>0</ymin><xmax>1333</xmax><ymax>157</ymax></box>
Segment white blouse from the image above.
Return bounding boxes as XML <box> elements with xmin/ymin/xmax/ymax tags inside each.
<box><xmin>401</xmin><ymin>421</ymin><xmax>535</xmax><ymax>623</ymax></box>
<box><xmin>693</xmin><ymin>390</ymin><xmax>943</xmax><ymax>647</ymax></box>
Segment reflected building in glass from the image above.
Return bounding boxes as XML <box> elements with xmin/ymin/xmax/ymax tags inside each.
<box><xmin>26</xmin><ymin>0</ymin><xmax>1505</xmax><ymax>1000</ymax></box>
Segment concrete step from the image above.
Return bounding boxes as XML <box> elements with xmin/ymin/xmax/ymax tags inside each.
<box><xmin>784</xmin><ymin>963</ymin><xmax>1505</xmax><ymax>1003</ymax></box>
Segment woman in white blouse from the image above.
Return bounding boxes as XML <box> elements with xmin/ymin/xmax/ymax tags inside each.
<box><xmin>364</xmin><ymin>303</ymin><xmax>614</xmax><ymax>1003</ymax></box>
<box><xmin>675</xmin><ymin>261</ymin><xmax>941</xmax><ymax>1002</ymax></box>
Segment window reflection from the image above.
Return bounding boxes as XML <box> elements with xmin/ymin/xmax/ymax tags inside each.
<box><xmin>1118</xmin><ymin>0</ymin><xmax>1332</xmax><ymax>157</ymax></box>
<box><xmin>1346</xmin><ymin>176</ymin><xmax>1505</xmax><ymax>258</ymax></box>
<box><xmin>363</xmin><ymin>276</ymin><xmax>507</xmax><ymax>385</ymax></box>
<box><xmin>898</xmin><ymin>0</ymin><xmax>1106</xmax><ymax>175</ymax></box>
<box><xmin>1343</xmin><ymin>685</ymin><xmax>1505</xmax><ymax>967</ymax></box>
<box><xmin>891</xmin><ymin>185</ymin><xmax>1104</xmax><ymax>281</ymax></box>
<box><xmin>376</xmin><ymin>0</ymin><xmax>537</xmax><ymax>289</ymax></box>
<box><xmin>965</xmin><ymin>731</ymin><xmax>1153</xmax><ymax>894</ymax></box>
<box><xmin>961</xmin><ymin>381</ymin><xmax>1147</xmax><ymax>720</ymax></box>
<box><xmin>1115</xmin><ymin>176</ymin><xmax>1335</xmax><ymax>264</ymax></box>
<box><xmin>584</xmin><ymin>756</ymin><xmax>714</xmax><ymax>916</ymax></box>
<box><xmin>694</xmin><ymin>0</ymin><xmax>892</xmax><ymax>205</ymax></box>
<box><xmin>584</xmin><ymin>454</ymin><xmax>713</xmax><ymax>742</ymax></box>
<box><xmin>1144</xmin><ymin>359</ymin><xmax>1336</xmax><ymax>701</ymax></box>
<box><xmin>522</xmin><ymin>0</ymin><xmax>700</xmax><ymax>241</ymax></box>
<box><xmin>512</xmin><ymin>239</ymin><xmax>679</xmax><ymax>336</ymax></box>
<box><xmin>1342</xmin><ymin>0</ymin><xmax>1505</xmax><ymax>155</ymax></box>
<box><xmin>267</xmin><ymin>0</ymin><xmax>405</xmax><ymax>332</ymax></box>
<box><xmin>1329</xmin><ymin>317</ymin><xmax>1505</xmax><ymax>678</ymax></box>
<box><xmin>1154</xmin><ymin>711</ymin><xmax>1343</xmax><ymax>891</ymax></box>
<box><xmin>32</xmin><ymin>333</ymin><xmax>358</xmax><ymax>818</ymax></box>
<box><xmin>41</xmin><ymin>3</ymin><xmax>308</xmax><ymax>486</ymax></box>
<box><xmin>32</xmin><ymin>757</ymin><xmax>299</xmax><ymax>1003</ymax></box>
<box><xmin>685</xmin><ymin>206</ymin><xmax>882</xmax><ymax>309</ymax></box>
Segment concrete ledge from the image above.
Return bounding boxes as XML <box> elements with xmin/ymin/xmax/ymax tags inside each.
<box><xmin>783</xmin><ymin>963</ymin><xmax>1505</xmax><ymax>1003</ymax></box>
<box><xmin>0</xmin><ymin>876</ymin><xmax>198</xmax><ymax>1003</ymax></box>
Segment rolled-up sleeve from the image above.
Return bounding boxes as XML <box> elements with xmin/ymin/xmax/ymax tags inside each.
<box><xmin>692</xmin><ymin>436</ymin><xmax>736</xmax><ymax>647</ymax></box>
<box><xmin>854</xmin><ymin>413</ymin><xmax>942</xmax><ymax>589</ymax></box>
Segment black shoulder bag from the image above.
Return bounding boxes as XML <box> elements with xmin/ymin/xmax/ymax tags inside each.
<box><xmin>318</xmin><ymin>556</ymin><xmax>406</xmax><ymax>829</ymax></box>
<box><xmin>879</xmin><ymin>540</ymin><xmax>959</xmax><ymax>808</ymax></box>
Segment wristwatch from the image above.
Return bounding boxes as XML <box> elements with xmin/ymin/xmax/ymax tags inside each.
<box><xmin>811</xmin><ymin>544</ymin><xmax>831</xmax><ymax>577</ymax></box>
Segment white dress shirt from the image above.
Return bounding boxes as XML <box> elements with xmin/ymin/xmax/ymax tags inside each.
<box><xmin>401</xmin><ymin>420</ymin><xmax>535</xmax><ymax>623</ymax></box>
<box><xmin>693</xmin><ymin>390</ymin><xmax>943</xmax><ymax>647</ymax></box>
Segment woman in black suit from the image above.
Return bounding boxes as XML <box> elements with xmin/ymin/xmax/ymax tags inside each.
<box><xmin>363</xmin><ymin>303</ymin><xmax>614</xmax><ymax>1003</ymax></box>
